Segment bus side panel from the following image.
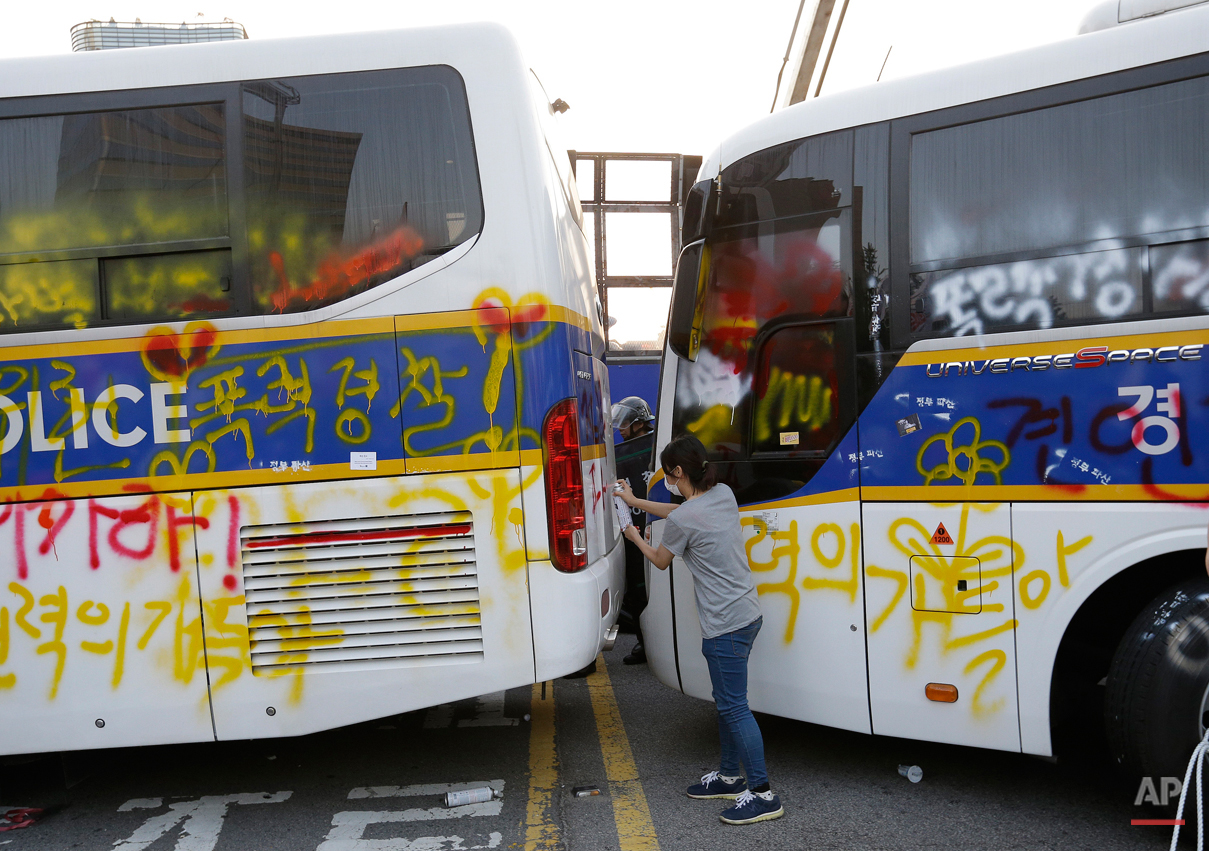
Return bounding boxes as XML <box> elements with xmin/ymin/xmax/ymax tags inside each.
<box><xmin>640</xmin><ymin>518</ymin><xmax>680</xmax><ymax>691</ymax></box>
<box><xmin>747</xmin><ymin>498</ymin><xmax>870</xmax><ymax>732</ymax></box>
<box><xmin>529</xmin><ymin>544</ymin><xmax>624</xmax><ymax>682</ymax></box>
<box><xmin>1012</xmin><ymin>502</ymin><xmax>1209</xmax><ymax>756</ymax></box>
<box><xmin>662</xmin><ymin>499</ymin><xmax>872</xmax><ymax>734</ymax></box>
<box><xmin>0</xmin><ymin>491</ymin><xmax>213</xmax><ymax>755</ymax></box>
<box><xmin>863</xmin><ymin>502</ymin><xmax>1021</xmax><ymax>752</ymax></box>
<box><xmin>394</xmin><ymin>310</ymin><xmax>521</xmax><ymax>475</ymax></box>
<box><xmin>198</xmin><ymin>472</ymin><xmax>534</xmax><ymax>740</ymax></box>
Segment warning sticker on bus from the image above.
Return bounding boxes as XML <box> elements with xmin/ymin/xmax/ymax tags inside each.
<box><xmin>931</xmin><ymin>523</ymin><xmax>954</xmax><ymax>545</ymax></box>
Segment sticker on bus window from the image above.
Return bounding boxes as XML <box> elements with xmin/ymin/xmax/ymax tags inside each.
<box><xmin>350</xmin><ymin>451</ymin><xmax>377</xmax><ymax>471</ymax></box>
<box><xmin>779</xmin><ymin>432</ymin><xmax>800</xmax><ymax>446</ymax></box>
<box><xmin>896</xmin><ymin>414</ymin><xmax>922</xmax><ymax>436</ymax></box>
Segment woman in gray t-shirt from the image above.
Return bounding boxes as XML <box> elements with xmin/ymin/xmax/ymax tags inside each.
<box><xmin>616</xmin><ymin>434</ymin><xmax>783</xmax><ymax>826</ymax></box>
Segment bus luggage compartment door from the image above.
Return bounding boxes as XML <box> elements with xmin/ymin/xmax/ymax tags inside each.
<box><xmin>195</xmin><ymin>471</ymin><xmax>534</xmax><ymax>740</ymax></box>
<box><xmin>664</xmin><ymin>498</ymin><xmax>872</xmax><ymax>735</ymax></box>
<box><xmin>863</xmin><ymin>502</ymin><xmax>1021</xmax><ymax>751</ymax></box>
<box><xmin>0</xmin><ymin>490</ymin><xmax>214</xmax><ymax>755</ymax></box>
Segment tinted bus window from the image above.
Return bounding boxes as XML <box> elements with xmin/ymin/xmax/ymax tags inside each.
<box><xmin>242</xmin><ymin>67</ymin><xmax>482</xmax><ymax>314</ymax></box>
<box><xmin>0</xmin><ymin>104</ymin><xmax>227</xmax><ymax>330</ymax></box>
<box><xmin>910</xmin><ymin>75</ymin><xmax>1209</xmax><ymax>265</ymax></box>
<box><xmin>0</xmin><ymin>105</ymin><xmax>227</xmax><ymax>256</ymax></box>
<box><xmin>717</xmin><ymin>131</ymin><xmax>851</xmax><ymax>229</ymax></box>
<box><xmin>1151</xmin><ymin>238</ymin><xmax>1209</xmax><ymax>314</ymax></box>
<box><xmin>909</xmin><ymin>247</ymin><xmax>1145</xmax><ymax>337</ymax></box>
<box><xmin>672</xmin><ymin>212</ymin><xmax>847</xmax><ymax>465</ymax></box>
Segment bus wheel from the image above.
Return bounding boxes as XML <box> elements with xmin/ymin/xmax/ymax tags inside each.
<box><xmin>1104</xmin><ymin>578</ymin><xmax>1209</xmax><ymax>801</ymax></box>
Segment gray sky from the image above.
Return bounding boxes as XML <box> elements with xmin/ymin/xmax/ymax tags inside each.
<box><xmin>4</xmin><ymin>1</ymin><xmax>1099</xmax><ymax>156</ymax></box>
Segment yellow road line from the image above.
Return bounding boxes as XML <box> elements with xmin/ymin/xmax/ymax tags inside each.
<box><xmin>524</xmin><ymin>681</ymin><xmax>561</xmax><ymax>851</ymax></box>
<box><xmin>587</xmin><ymin>654</ymin><xmax>660</xmax><ymax>851</ymax></box>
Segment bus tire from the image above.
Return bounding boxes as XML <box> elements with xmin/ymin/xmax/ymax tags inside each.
<box><xmin>1104</xmin><ymin>578</ymin><xmax>1209</xmax><ymax>800</ymax></box>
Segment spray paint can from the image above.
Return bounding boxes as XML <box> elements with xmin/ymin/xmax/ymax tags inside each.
<box><xmin>444</xmin><ymin>787</ymin><xmax>502</xmax><ymax>807</ymax></box>
<box><xmin>897</xmin><ymin>765</ymin><xmax>923</xmax><ymax>783</ymax></box>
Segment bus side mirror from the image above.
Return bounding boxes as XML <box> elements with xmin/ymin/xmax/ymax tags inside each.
<box><xmin>668</xmin><ymin>239</ymin><xmax>708</xmax><ymax>362</ymax></box>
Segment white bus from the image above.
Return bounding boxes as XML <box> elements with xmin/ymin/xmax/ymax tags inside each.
<box><xmin>0</xmin><ymin>23</ymin><xmax>623</xmax><ymax>755</ymax></box>
<box><xmin>643</xmin><ymin>1</ymin><xmax>1209</xmax><ymax>791</ymax></box>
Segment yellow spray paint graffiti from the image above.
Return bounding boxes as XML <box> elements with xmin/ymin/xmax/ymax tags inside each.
<box><xmin>917</xmin><ymin>417</ymin><xmax>1011</xmax><ymax>486</ymax></box>
<box><xmin>859</xmin><ymin>503</ymin><xmax>1023</xmax><ymax>719</ymax></box>
<box><xmin>753</xmin><ymin>368</ymin><xmax>833</xmax><ymax>445</ymax></box>
<box><xmin>744</xmin><ymin>517</ymin><xmax>860</xmax><ymax>644</ymax></box>
<box><xmin>859</xmin><ymin>500</ymin><xmax>1098</xmax><ymax>721</ymax></box>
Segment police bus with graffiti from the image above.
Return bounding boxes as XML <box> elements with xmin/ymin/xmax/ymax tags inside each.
<box><xmin>641</xmin><ymin>3</ymin><xmax>1209</xmax><ymax>796</ymax></box>
<box><xmin>0</xmin><ymin>24</ymin><xmax>623</xmax><ymax>755</ymax></box>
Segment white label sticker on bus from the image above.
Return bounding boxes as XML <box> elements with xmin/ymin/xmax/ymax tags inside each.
<box><xmin>350</xmin><ymin>451</ymin><xmax>377</xmax><ymax>471</ymax></box>
<box><xmin>779</xmin><ymin>432</ymin><xmax>800</xmax><ymax>446</ymax></box>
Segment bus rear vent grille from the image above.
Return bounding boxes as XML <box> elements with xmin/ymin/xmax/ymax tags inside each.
<box><xmin>240</xmin><ymin>511</ymin><xmax>481</xmax><ymax>672</ymax></box>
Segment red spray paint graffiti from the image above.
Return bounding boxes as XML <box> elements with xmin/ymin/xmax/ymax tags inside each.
<box><xmin>269</xmin><ymin>226</ymin><xmax>425</xmax><ymax>313</ymax></box>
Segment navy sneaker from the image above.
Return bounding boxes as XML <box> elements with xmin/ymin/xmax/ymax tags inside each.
<box><xmin>686</xmin><ymin>771</ymin><xmax>747</xmax><ymax>799</ymax></box>
<box><xmin>719</xmin><ymin>789</ymin><xmax>784</xmax><ymax>824</ymax></box>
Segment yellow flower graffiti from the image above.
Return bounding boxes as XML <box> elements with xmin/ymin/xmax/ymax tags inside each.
<box><xmin>917</xmin><ymin>417</ymin><xmax>1011</xmax><ymax>486</ymax></box>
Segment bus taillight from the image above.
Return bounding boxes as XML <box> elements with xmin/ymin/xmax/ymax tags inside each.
<box><xmin>543</xmin><ymin>398</ymin><xmax>587</xmax><ymax>572</ymax></box>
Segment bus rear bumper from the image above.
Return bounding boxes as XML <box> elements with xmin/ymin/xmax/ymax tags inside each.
<box><xmin>529</xmin><ymin>538</ymin><xmax>625</xmax><ymax>682</ymax></box>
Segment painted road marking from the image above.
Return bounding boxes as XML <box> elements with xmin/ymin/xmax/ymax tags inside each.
<box><xmin>317</xmin><ymin>814</ymin><xmax>502</xmax><ymax>850</ymax></box>
<box><xmin>112</xmin><ymin>792</ymin><xmax>292</xmax><ymax>851</ymax></box>
<box><xmin>523</xmin><ymin>681</ymin><xmax>560</xmax><ymax>851</ymax></box>
<box><xmin>117</xmin><ymin>798</ymin><xmax>163</xmax><ymax>811</ymax></box>
<box><xmin>320</xmin><ymin>780</ymin><xmax>506</xmax><ymax>851</ymax></box>
<box><xmin>587</xmin><ymin>655</ymin><xmax>660</xmax><ymax>851</ymax></box>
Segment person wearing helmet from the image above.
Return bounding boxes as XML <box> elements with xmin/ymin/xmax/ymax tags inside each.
<box><xmin>612</xmin><ymin>396</ymin><xmax>656</xmax><ymax>665</ymax></box>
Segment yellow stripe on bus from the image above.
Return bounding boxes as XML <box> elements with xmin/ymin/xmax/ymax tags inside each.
<box><xmin>739</xmin><ymin>487</ymin><xmax>861</xmax><ymax>512</ymax></box>
<box><xmin>581</xmin><ymin>443</ymin><xmax>608</xmax><ymax>462</ymax></box>
<box><xmin>0</xmin><ymin>307</ymin><xmax>598</xmax><ymax>364</ymax></box>
<box><xmin>546</xmin><ymin>305</ymin><xmax>593</xmax><ymax>334</ymax></box>
<box><xmin>406</xmin><ymin>449</ymin><xmax>544</xmax><ymax>474</ymax></box>
<box><xmin>0</xmin><ymin>449</ymin><xmax>547</xmax><ymax>504</ymax></box>
<box><xmin>394</xmin><ymin>310</ymin><xmax>499</xmax><ymax>333</ymax></box>
<box><xmin>860</xmin><ymin>483</ymin><xmax>1209</xmax><ymax>501</ymax></box>
<box><xmin>0</xmin><ymin>316</ymin><xmax>396</xmax><ymax>362</ymax></box>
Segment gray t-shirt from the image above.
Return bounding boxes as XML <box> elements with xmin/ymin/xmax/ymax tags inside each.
<box><xmin>661</xmin><ymin>483</ymin><xmax>761</xmax><ymax>640</ymax></box>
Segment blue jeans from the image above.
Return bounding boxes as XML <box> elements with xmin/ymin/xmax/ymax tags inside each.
<box><xmin>701</xmin><ymin>616</ymin><xmax>767</xmax><ymax>788</ymax></box>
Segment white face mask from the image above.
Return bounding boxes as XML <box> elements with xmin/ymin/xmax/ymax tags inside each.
<box><xmin>665</xmin><ymin>475</ymin><xmax>681</xmax><ymax>498</ymax></box>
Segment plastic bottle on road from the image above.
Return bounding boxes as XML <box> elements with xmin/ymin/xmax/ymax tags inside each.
<box><xmin>898</xmin><ymin>765</ymin><xmax>923</xmax><ymax>783</ymax></box>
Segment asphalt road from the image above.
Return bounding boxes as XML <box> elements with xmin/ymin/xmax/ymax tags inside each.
<box><xmin>0</xmin><ymin>635</ymin><xmax>1176</xmax><ymax>850</ymax></box>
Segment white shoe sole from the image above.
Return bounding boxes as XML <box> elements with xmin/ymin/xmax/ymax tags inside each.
<box><xmin>686</xmin><ymin>790</ymin><xmax>743</xmax><ymax>800</ymax></box>
<box><xmin>719</xmin><ymin>806</ymin><xmax>785</xmax><ymax>825</ymax></box>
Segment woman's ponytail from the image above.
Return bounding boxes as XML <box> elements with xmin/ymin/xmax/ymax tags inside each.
<box><xmin>659</xmin><ymin>434</ymin><xmax>716</xmax><ymax>493</ymax></box>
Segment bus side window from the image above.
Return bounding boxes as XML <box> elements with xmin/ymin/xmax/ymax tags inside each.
<box><xmin>104</xmin><ymin>249</ymin><xmax>234</xmax><ymax>323</ymax></box>
<box><xmin>241</xmin><ymin>67</ymin><xmax>483</xmax><ymax>316</ymax></box>
<box><xmin>903</xmin><ymin>73</ymin><xmax>1209</xmax><ymax>341</ymax></box>
<box><xmin>0</xmin><ymin>104</ymin><xmax>229</xmax><ymax>332</ymax></box>
<box><xmin>750</xmin><ymin>319</ymin><xmax>854</xmax><ymax>458</ymax></box>
<box><xmin>751</xmin><ymin>323</ymin><xmax>839</xmax><ymax>455</ymax></box>
<box><xmin>1151</xmin><ymin>239</ymin><xmax>1209</xmax><ymax>315</ymax></box>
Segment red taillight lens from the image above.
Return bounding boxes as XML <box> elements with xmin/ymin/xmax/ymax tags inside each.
<box><xmin>544</xmin><ymin>398</ymin><xmax>587</xmax><ymax>572</ymax></box>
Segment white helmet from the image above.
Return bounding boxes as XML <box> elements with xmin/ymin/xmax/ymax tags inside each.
<box><xmin>611</xmin><ymin>396</ymin><xmax>654</xmax><ymax>431</ymax></box>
